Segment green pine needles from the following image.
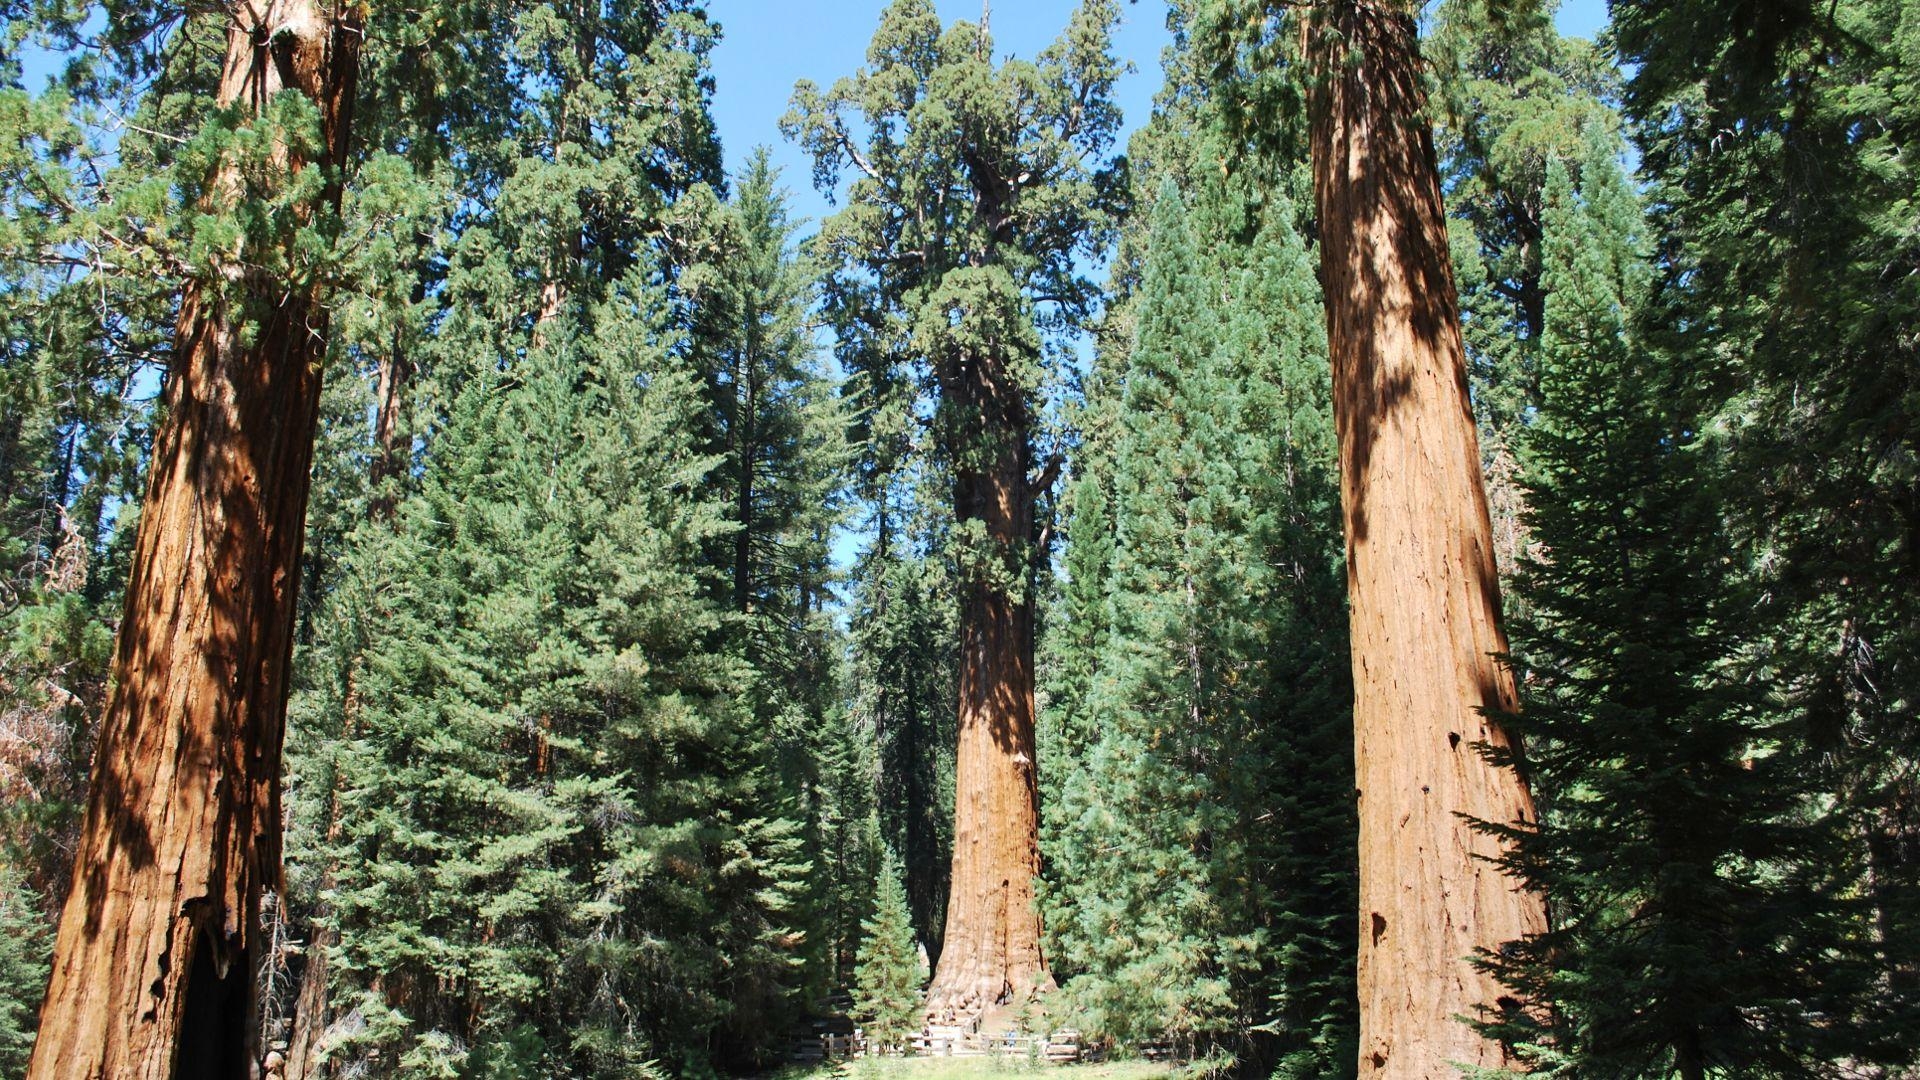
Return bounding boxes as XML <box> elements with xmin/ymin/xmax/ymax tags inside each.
<box><xmin>1042</xmin><ymin>150</ymin><xmax>1354</xmax><ymax>1074</ymax></box>
<box><xmin>853</xmin><ymin>856</ymin><xmax>927</xmax><ymax>1055</ymax></box>
<box><xmin>0</xmin><ymin>867</ymin><xmax>50</xmax><ymax>1080</ymax></box>
<box><xmin>3</xmin><ymin>2</ymin><xmax>1916</xmax><ymax>1077</ymax></box>
<box><xmin>1471</xmin><ymin>138</ymin><xmax>1881</xmax><ymax>1079</ymax></box>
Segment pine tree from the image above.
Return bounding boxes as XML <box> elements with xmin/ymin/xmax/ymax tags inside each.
<box><xmin>322</xmin><ymin>281</ymin><xmax>810</xmax><ymax>1074</ymax></box>
<box><xmin>681</xmin><ymin>148</ymin><xmax>866</xmax><ymax>1002</ymax></box>
<box><xmin>853</xmin><ymin>856</ymin><xmax>927</xmax><ymax>1055</ymax></box>
<box><xmin>1047</xmin><ymin>182</ymin><xmax>1236</xmax><ymax>1051</ymax></box>
<box><xmin>1473</xmin><ymin>141</ymin><xmax>1879</xmax><ymax>1079</ymax></box>
<box><xmin>1218</xmin><ymin>178</ymin><xmax>1357</xmax><ymax>1080</ymax></box>
<box><xmin>1610</xmin><ymin>0</ymin><xmax>1920</xmax><ymax>1042</ymax></box>
<box><xmin>270</xmin><ymin>3</ymin><xmax>737</xmax><ymax>1072</ymax></box>
<box><xmin>1042</xmin><ymin>158</ymin><xmax>1354</xmax><ymax>1074</ymax></box>
<box><xmin>0</xmin><ymin>866</ymin><xmax>51</xmax><ymax>1080</ymax></box>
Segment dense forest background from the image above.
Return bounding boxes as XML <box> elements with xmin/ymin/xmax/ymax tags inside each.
<box><xmin>1</xmin><ymin>0</ymin><xmax>1916</xmax><ymax>1077</ymax></box>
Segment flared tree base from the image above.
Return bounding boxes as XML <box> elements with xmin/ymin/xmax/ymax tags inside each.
<box><xmin>923</xmin><ymin>956</ymin><xmax>1055</xmax><ymax>1026</ymax></box>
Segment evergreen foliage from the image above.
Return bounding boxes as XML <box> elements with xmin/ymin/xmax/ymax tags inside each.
<box><xmin>2</xmin><ymin>2</ymin><xmax>1917</xmax><ymax>1077</ymax></box>
<box><xmin>0</xmin><ymin>865</ymin><xmax>51</xmax><ymax>1080</ymax></box>
<box><xmin>1610</xmin><ymin>0</ymin><xmax>1920</xmax><ymax>1044</ymax></box>
<box><xmin>849</xmin><ymin>488</ymin><xmax>960</xmax><ymax>961</ymax></box>
<box><xmin>1042</xmin><ymin>161</ymin><xmax>1354</xmax><ymax>1074</ymax></box>
<box><xmin>852</xmin><ymin>856</ymin><xmax>927</xmax><ymax>1055</ymax></box>
<box><xmin>322</xmin><ymin>288</ymin><xmax>808</xmax><ymax>1075</ymax></box>
<box><xmin>1428</xmin><ymin>0</ymin><xmax>1620</xmax><ymax>581</ymax></box>
<box><xmin>1473</xmin><ymin>139</ymin><xmax>1879</xmax><ymax>1078</ymax></box>
<box><xmin>684</xmin><ymin>150</ymin><xmax>868</xmax><ymax>1003</ymax></box>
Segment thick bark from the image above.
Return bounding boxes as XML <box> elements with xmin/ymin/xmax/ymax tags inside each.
<box><xmin>1305</xmin><ymin>3</ymin><xmax>1548</xmax><ymax>1076</ymax></box>
<box><xmin>26</xmin><ymin>3</ymin><xmax>362</xmax><ymax>1078</ymax></box>
<box><xmin>925</xmin><ymin>348</ymin><xmax>1051</xmax><ymax>1020</ymax></box>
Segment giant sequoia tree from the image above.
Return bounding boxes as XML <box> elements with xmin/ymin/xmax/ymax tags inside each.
<box><xmin>1194</xmin><ymin>0</ymin><xmax>1550</xmax><ymax>1072</ymax></box>
<box><xmin>27</xmin><ymin>0</ymin><xmax>365</xmax><ymax>1075</ymax></box>
<box><xmin>786</xmin><ymin>0</ymin><xmax>1123</xmax><ymax>1016</ymax></box>
<box><xmin>1303</xmin><ymin>5</ymin><xmax>1548</xmax><ymax>1073</ymax></box>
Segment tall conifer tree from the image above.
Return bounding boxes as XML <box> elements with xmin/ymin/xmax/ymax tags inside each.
<box><xmin>1043</xmin><ymin>156</ymin><xmax>1354</xmax><ymax>1073</ymax></box>
<box><xmin>1192</xmin><ymin>2</ymin><xmax>1549</xmax><ymax>1072</ymax></box>
<box><xmin>685</xmin><ymin>149</ymin><xmax>865</xmax><ymax>1002</ymax></box>
<box><xmin>26</xmin><ymin>2</ymin><xmax>366</xmax><ymax>1074</ymax></box>
<box><xmin>1610</xmin><ymin>0</ymin><xmax>1920</xmax><ymax>1037</ymax></box>
<box><xmin>322</xmin><ymin>286</ymin><xmax>808</xmax><ymax>1075</ymax></box>
<box><xmin>1475</xmin><ymin>141</ymin><xmax>1879</xmax><ymax>1079</ymax></box>
<box><xmin>786</xmin><ymin>0</ymin><xmax>1124</xmax><ymax>1016</ymax></box>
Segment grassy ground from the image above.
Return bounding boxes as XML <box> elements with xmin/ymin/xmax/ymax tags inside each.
<box><xmin>771</xmin><ymin>1057</ymin><xmax>1177</xmax><ymax>1080</ymax></box>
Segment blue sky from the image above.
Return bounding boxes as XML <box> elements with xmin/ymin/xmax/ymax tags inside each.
<box><xmin>701</xmin><ymin>0</ymin><xmax>1612</xmax><ymax>572</ymax></box>
<box><xmin>19</xmin><ymin>1</ymin><xmax>1613</xmax><ymax>208</ymax></box>
<box><xmin>707</xmin><ymin>0</ymin><xmax>1613</xmax><ymax>220</ymax></box>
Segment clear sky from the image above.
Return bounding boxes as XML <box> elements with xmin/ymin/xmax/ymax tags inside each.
<box><xmin>706</xmin><ymin>0</ymin><xmax>1614</xmax><ymax>220</ymax></box>
<box><xmin>703</xmin><ymin>0</ymin><xmax>1612</xmax><ymax>571</ymax></box>
<box><xmin>18</xmin><ymin>1</ymin><xmax>1614</xmax><ymax>206</ymax></box>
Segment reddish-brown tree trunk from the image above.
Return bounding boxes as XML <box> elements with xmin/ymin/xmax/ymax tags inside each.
<box><xmin>26</xmin><ymin>4</ymin><xmax>363</xmax><ymax>1077</ymax></box>
<box><xmin>1305</xmin><ymin>3</ymin><xmax>1548</xmax><ymax>1076</ymax></box>
<box><xmin>924</xmin><ymin>346</ymin><xmax>1051</xmax><ymax>1021</ymax></box>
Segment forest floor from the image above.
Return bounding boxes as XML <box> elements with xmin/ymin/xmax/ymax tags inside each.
<box><xmin>774</xmin><ymin>1058</ymin><xmax>1178</xmax><ymax>1080</ymax></box>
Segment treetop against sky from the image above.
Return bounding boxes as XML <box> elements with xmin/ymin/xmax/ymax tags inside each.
<box><xmin>11</xmin><ymin>0</ymin><xmax>1611</xmax><ymax>232</ymax></box>
<box><xmin>707</xmin><ymin>0</ymin><xmax>1608</xmax><ymax>224</ymax></box>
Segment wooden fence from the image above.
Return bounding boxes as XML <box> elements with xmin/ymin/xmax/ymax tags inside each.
<box><xmin>805</xmin><ymin>1028</ymin><xmax>1086</xmax><ymax>1064</ymax></box>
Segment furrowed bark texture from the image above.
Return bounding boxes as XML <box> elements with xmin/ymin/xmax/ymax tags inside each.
<box><xmin>1305</xmin><ymin>3</ymin><xmax>1548</xmax><ymax>1076</ymax></box>
<box><xmin>27</xmin><ymin>3</ymin><xmax>362</xmax><ymax>1078</ymax></box>
<box><xmin>925</xmin><ymin>346</ymin><xmax>1051</xmax><ymax>1020</ymax></box>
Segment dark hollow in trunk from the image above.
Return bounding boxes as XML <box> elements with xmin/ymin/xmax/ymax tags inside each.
<box><xmin>27</xmin><ymin>3</ymin><xmax>363</xmax><ymax>1077</ymax></box>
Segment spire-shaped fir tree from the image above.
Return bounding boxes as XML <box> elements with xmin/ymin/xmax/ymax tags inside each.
<box><xmin>852</xmin><ymin>855</ymin><xmax>927</xmax><ymax>1054</ymax></box>
<box><xmin>1214</xmin><ymin>173</ymin><xmax>1356</xmax><ymax>1080</ymax></box>
<box><xmin>1473</xmin><ymin>139</ymin><xmax>1877</xmax><ymax>1078</ymax></box>
<box><xmin>0</xmin><ymin>866</ymin><xmax>51</xmax><ymax>1080</ymax></box>
<box><xmin>1042</xmin><ymin>167</ymin><xmax>1354</xmax><ymax>1074</ymax></box>
<box><xmin>682</xmin><ymin>149</ymin><xmax>866</xmax><ymax>1005</ymax></box>
<box><xmin>321</xmin><ymin>273</ymin><xmax>809</xmax><ymax>1076</ymax></box>
<box><xmin>1047</xmin><ymin>180</ymin><xmax>1237</xmax><ymax>1050</ymax></box>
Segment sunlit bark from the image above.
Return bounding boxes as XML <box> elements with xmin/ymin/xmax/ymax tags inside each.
<box><xmin>27</xmin><ymin>3</ymin><xmax>364</xmax><ymax>1076</ymax></box>
<box><xmin>1305</xmin><ymin>3</ymin><xmax>1549</xmax><ymax>1075</ymax></box>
